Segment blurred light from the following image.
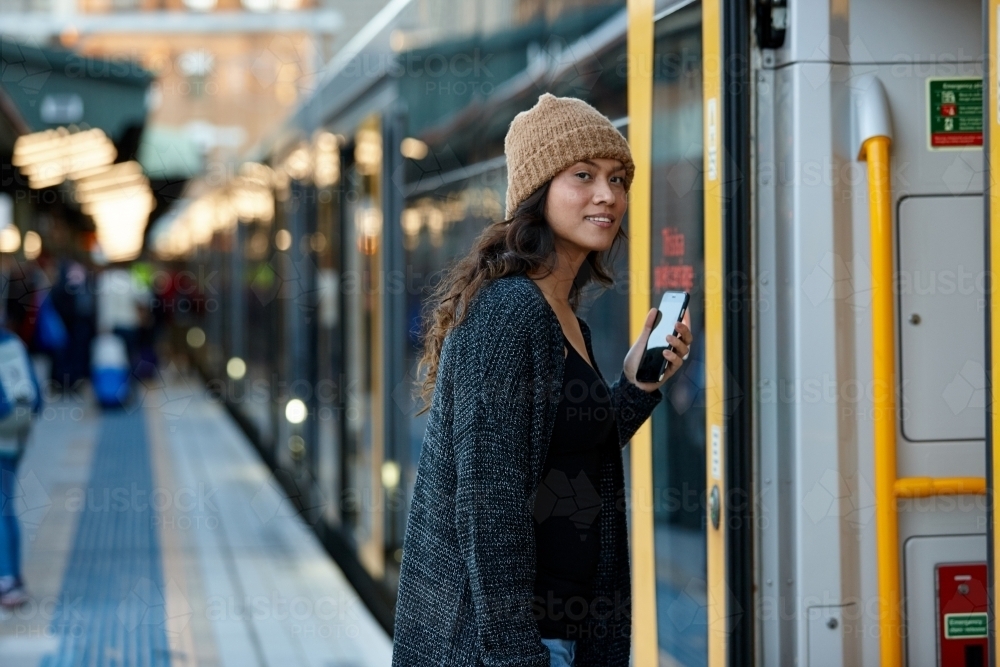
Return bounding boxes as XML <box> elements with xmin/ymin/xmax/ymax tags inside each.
<box><xmin>230</xmin><ymin>179</ymin><xmax>274</xmax><ymax>223</ymax></box>
<box><xmin>242</xmin><ymin>0</ymin><xmax>274</xmax><ymax>11</ymax></box>
<box><xmin>249</xmin><ymin>231</ymin><xmax>269</xmax><ymax>258</ymax></box>
<box><xmin>275</xmin><ymin>229</ymin><xmax>292</xmax><ymax>251</ymax></box>
<box><xmin>23</xmin><ymin>231</ymin><xmax>41</xmax><ymax>260</ymax></box>
<box><xmin>0</xmin><ymin>227</ymin><xmax>20</xmax><ymax>253</ymax></box>
<box><xmin>354</xmin><ymin>128</ymin><xmax>382</xmax><ymax>176</ymax></box>
<box><xmin>309</xmin><ymin>232</ymin><xmax>327</xmax><ymax>253</ymax></box>
<box><xmin>285</xmin><ymin>398</ymin><xmax>306</xmax><ymax>424</ymax></box>
<box><xmin>400</xmin><ymin>137</ymin><xmax>428</xmax><ymax>160</ymax></box>
<box><xmin>354</xmin><ymin>206</ymin><xmax>381</xmax><ymax>255</ymax></box>
<box><xmin>59</xmin><ymin>25</ymin><xmax>79</xmax><ymax>47</ymax></box>
<box><xmin>186</xmin><ymin>327</ymin><xmax>206</xmax><ymax>348</ymax></box>
<box><xmin>226</xmin><ymin>357</ymin><xmax>247</xmax><ymax>380</ymax></box>
<box><xmin>401</xmin><ymin>208</ymin><xmax>421</xmax><ymax>236</ymax></box>
<box><xmin>312</xmin><ymin>131</ymin><xmax>339</xmax><ymax>187</ymax></box>
<box><xmin>153</xmin><ymin>161</ymin><xmax>281</xmax><ymax>260</ymax></box>
<box><xmin>183</xmin><ymin>0</ymin><xmax>217</xmax><ymax>10</ymax></box>
<box><xmin>427</xmin><ymin>206</ymin><xmax>444</xmax><ymax>233</ymax></box>
<box><xmin>73</xmin><ymin>160</ymin><xmax>146</xmax><ymax>201</ymax></box>
<box><xmin>91</xmin><ymin>207</ymin><xmax>153</xmax><ymax>262</ymax></box>
<box><xmin>288</xmin><ymin>435</ymin><xmax>305</xmax><ymax>460</ymax></box>
<box><xmin>273</xmin><ymin>167</ymin><xmax>291</xmax><ymax>201</ymax></box>
<box><xmin>178</xmin><ymin>50</ymin><xmax>214</xmax><ymax>77</ymax></box>
<box><xmin>389</xmin><ymin>30</ymin><xmax>406</xmax><ymax>52</ymax></box>
<box><xmin>74</xmin><ymin>161</ymin><xmax>154</xmax><ymax>263</ymax></box>
<box><xmin>282</xmin><ymin>144</ymin><xmax>312</xmax><ymax>181</ymax></box>
<box><xmin>12</xmin><ymin>128</ymin><xmax>116</xmax><ymax>190</ymax></box>
<box><xmin>240</xmin><ymin>161</ymin><xmax>277</xmax><ymax>186</ymax></box>
<box><xmin>381</xmin><ymin>460</ymin><xmax>400</xmax><ymax>489</ymax></box>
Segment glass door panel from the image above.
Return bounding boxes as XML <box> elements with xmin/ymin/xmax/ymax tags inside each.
<box><xmin>649</xmin><ymin>4</ymin><xmax>707</xmax><ymax>665</ymax></box>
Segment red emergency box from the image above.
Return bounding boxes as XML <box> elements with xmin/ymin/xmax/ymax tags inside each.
<box><xmin>936</xmin><ymin>563</ymin><xmax>988</xmax><ymax>667</ymax></box>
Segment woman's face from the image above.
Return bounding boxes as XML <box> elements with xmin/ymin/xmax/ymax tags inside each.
<box><xmin>543</xmin><ymin>158</ymin><xmax>628</xmax><ymax>256</ymax></box>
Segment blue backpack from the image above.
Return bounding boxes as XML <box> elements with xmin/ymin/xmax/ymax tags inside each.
<box><xmin>0</xmin><ymin>329</ymin><xmax>42</xmax><ymax>451</ymax></box>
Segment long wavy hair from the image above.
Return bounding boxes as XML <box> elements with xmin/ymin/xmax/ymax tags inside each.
<box><xmin>414</xmin><ymin>179</ymin><xmax>627</xmax><ymax>415</ymax></box>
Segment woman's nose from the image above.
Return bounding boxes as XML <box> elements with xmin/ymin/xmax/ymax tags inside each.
<box><xmin>593</xmin><ymin>178</ymin><xmax>615</xmax><ymax>205</ymax></box>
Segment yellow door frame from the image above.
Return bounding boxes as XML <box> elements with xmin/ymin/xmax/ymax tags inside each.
<box><xmin>626</xmin><ymin>1</ymin><xmax>658</xmax><ymax>664</ymax></box>
<box><xmin>701</xmin><ymin>0</ymin><xmax>727</xmax><ymax>665</ymax></box>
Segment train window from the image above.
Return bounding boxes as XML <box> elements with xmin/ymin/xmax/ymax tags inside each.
<box><xmin>648</xmin><ymin>2</ymin><xmax>707</xmax><ymax>665</ymax></box>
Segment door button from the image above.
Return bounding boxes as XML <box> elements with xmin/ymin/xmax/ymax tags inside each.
<box><xmin>709</xmin><ymin>484</ymin><xmax>720</xmax><ymax>530</ymax></box>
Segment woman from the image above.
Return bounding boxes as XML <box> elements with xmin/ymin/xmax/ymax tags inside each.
<box><xmin>392</xmin><ymin>93</ymin><xmax>694</xmax><ymax>667</ymax></box>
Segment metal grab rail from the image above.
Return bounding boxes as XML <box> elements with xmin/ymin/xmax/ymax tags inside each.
<box><xmin>860</xmin><ymin>133</ymin><xmax>904</xmax><ymax>667</ymax></box>
<box><xmin>858</xmin><ymin>87</ymin><xmax>987</xmax><ymax>667</ymax></box>
<box><xmin>894</xmin><ymin>476</ymin><xmax>987</xmax><ymax>498</ymax></box>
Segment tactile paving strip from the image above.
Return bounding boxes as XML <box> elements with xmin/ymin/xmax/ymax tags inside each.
<box><xmin>42</xmin><ymin>410</ymin><xmax>171</xmax><ymax>667</ymax></box>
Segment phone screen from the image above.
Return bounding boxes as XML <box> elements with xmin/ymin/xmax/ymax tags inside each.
<box><xmin>647</xmin><ymin>292</ymin><xmax>688</xmax><ymax>352</ymax></box>
<box><xmin>636</xmin><ymin>291</ymin><xmax>690</xmax><ymax>383</ymax></box>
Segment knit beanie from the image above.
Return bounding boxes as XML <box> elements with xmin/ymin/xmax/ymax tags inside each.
<box><xmin>503</xmin><ymin>93</ymin><xmax>634</xmax><ymax>218</ymax></box>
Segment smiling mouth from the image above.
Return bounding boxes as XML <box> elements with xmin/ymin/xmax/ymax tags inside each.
<box><xmin>584</xmin><ymin>215</ymin><xmax>615</xmax><ymax>226</ymax></box>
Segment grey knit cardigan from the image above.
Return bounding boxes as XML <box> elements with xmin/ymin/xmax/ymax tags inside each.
<box><xmin>392</xmin><ymin>273</ymin><xmax>663</xmax><ymax>666</ymax></box>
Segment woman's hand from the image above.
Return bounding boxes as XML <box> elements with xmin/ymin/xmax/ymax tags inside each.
<box><xmin>622</xmin><ymin>308</ymin><xmax>694</xmax><ymax>393</ymax></box>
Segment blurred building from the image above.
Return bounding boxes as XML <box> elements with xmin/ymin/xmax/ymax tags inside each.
<box><xmin>0</xmin><ymin>0</ymin><xmax>394</xmax><ymax>189</ymax></box>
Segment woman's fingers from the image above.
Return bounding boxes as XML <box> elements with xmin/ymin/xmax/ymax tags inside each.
<box><xmin>666</xmin><ymin>334</ymin><xmax>688</xmax><ymax>358</ymax></box>
<box><xmin>662</xmin><ymin>321</ymin><xmax>692</xmax><ymax>374</ymax></box>
<box><xmin>674</xmin><ymin>321</ymin><xmax>693</xmax><ymax>344</ymax></box>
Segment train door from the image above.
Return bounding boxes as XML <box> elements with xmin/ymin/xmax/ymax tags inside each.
<box><xmin>636</xmin><ymin>0</ymin><xmax>990</xmax><ymax>665</ymax></box>
<box><xmin>627</xmin><ymin>0</ymin><xmax>753</xmax><ymax>665</ymax></box>
<box><xmin>754</xmin><ymin>0</ymin><xmax>986</xmax><ymax>666</ymax></box>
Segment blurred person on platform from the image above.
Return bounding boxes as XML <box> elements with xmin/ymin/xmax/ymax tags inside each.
<box><xmin>130</xmin><ymin>262</ymin><xmax>158</xmax><ymax>378</ymax></box>
<box><xmin>0</xmin><ymin>326</ymin><xmax>43</xmax><ymax>608</ymax></box>
<box><xmin>49</xmin><ymin>259</ymin><xmax>96</xmax><ymax>391</ymax></box>
<box><xmin>96</xmin><ymin>265</ymin><xmax>150</xmax><ymax>373</ymax></box>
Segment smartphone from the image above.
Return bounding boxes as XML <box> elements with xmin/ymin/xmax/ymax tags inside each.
<box><xmin>635</xmin><ymin>291</ymin><xmax>690</xmax><ymax>383</ymax></box>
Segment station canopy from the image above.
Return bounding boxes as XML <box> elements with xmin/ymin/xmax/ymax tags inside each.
<box><xmin>1</xmin><ymin>38</ymin><xmax>155</xmax><ymax>262</ymax></box>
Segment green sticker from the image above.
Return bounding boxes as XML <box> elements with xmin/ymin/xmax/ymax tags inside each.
<box><xmin>944</xmin><ymin>612</ymin><xmax>988</xmax><ymax>639</ymax></box>
<box><xmin>928</xmin><ymin>78</ymin><xmax>983</xmax><ymax>150</ymax></box>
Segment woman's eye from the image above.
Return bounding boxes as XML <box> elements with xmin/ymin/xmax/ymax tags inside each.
<box><xmin>611</xmin><ymin>176</ymin><xmax>625</xmax><ymax>184</ymax></box>
<box><xmin>575</xmin><ymin>172</ymin><xmax>591</xmax><ymax>180</ymax></box>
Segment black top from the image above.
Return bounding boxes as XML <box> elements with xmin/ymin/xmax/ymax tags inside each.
<box><xmin>533</xmin><ymin>334</ymin><xmax>618</xmax><ymax>639</ymax></box>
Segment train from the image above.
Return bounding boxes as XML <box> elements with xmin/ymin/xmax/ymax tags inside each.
<box><xmin>151</xmin><ymin>0</ymin><xmax>998</xmax><ymax>664</ymax></box>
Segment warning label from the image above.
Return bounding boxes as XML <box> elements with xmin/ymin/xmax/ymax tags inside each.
<box><xmin>944</xmin><ymin>612</ymin><xmax>988</xmax><ymax>639</ymax></box>
<box><xmin>928</xmin><ymin>78</ymin><xmax>983</xmax><ymax>150</ymax></box>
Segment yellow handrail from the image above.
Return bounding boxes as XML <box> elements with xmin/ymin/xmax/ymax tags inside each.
<box><xmin>860</xmin><ymin>135</ymin><xmax>988</xmax><ymax>667</ymax></box>
<box><xmin>861</xmin><ymin>134</ymin><xmax>903</xmax><ymax>667</ymax></box>
<box><xmin>894</xmin><ymin>476</ymin><xmax>986</xmax><ymax>498</ymax></box>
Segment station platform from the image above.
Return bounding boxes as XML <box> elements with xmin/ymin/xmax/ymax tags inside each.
<box><xmin>0</xmin><ymin>367</ymin><xmax>393</xmax><ymax>667</ymax></box>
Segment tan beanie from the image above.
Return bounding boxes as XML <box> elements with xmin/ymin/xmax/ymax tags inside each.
<box><xmin>503</xmin><ymin>93</ymin><xmax>634</xmax><ymax>218</ymax></box>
